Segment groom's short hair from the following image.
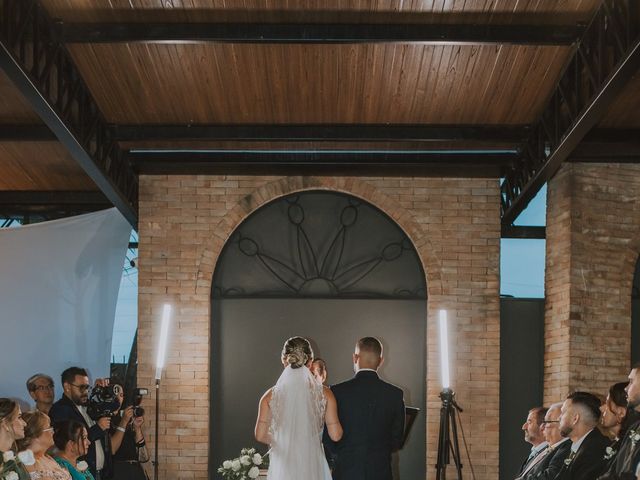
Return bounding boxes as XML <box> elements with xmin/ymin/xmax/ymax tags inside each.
<box><xmin>357</xmin><ymin>337</ymin><xmax>383</xmax><ymax>358</ymax></box>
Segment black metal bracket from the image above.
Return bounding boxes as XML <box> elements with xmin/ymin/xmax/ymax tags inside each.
<box><xmin>57</xmin><ymin>22</ymin><xmax>584</xmax><ymax>46</ymax></box>
<box><xmin>500</xmin><ymin>0</ymin><xmax>640</xmax><ymax>226</ymax></box>
<box><xmin>0</xmin><ymin>0</ymin><xmax>138</xmax><ymax>227</ymax></box>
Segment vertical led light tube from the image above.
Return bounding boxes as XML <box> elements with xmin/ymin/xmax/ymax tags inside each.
<box><xmin>439</xmin><ymin>309</ymin><xmax>450</xmax><ymax>389</ymax></box>
<box><xmin>155</xmin><ymin>304</ymin><xmax>172</xmax><ymax>380</ymax></box>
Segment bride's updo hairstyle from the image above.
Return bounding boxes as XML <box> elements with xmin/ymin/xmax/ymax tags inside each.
<box><xmin>281</xmin><ymin>336</ymin><xmax>313</xmax><ymax>369</ymax></box>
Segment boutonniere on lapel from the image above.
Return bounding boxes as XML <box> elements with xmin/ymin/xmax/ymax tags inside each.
<box><xmin>604</xmin><ymin>446</ymin><xmax>617</xmax><ymax>460</ymax></box>
<box><xmin>564</xmin><ymin>451</ymin><xmax>577</xmax><ymax>466</ymax></box>
<box><xmin>629</xmin><ymin>429</ymin><xmax>640</xmax><ymax>449</ymax></box>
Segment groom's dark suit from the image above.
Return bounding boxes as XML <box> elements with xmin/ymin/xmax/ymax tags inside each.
<box><xmin>329</xmin><ymin>369</ymin><xmax>405</xmax><ymax>480</ymax></box>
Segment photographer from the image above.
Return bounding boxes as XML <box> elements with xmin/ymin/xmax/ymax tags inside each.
<box><xmin>49</xmin><ymin>367</ymin><xmax>113</xmax><ymax>480</ymax></box>
<box><xmin>110</xmin><ymin>385</ymin><xmax>149</xmax><ymax>480</ymax></box>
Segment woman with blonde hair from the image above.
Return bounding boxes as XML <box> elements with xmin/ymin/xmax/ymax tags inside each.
<box><xmin>16</xmin><ymin>411</ymin><xmax>71</xmax><ymax>480</ymax></box>
<box><xmin>255</xmin><ymin>336</ymin><xmax>342</xmax><ymax>480</ymax></box>
<box><xmin>0</xmin><ymin>398</ymin><xmax>30</xmax><ymax>480</ymax></box>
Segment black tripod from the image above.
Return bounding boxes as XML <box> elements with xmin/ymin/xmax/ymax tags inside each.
<box><xmin>436</xmin><ymin>388</ymin><xmax>464</xmax><ymax>480</ymax></box>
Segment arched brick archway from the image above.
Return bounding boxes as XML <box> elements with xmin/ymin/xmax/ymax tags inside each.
<box><xmin>195</xmin><ymin>176</ymin><xmax>443</xmax><ymax>296</ymax></box>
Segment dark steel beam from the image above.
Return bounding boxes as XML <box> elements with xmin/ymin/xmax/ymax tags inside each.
<box><xmin>501</xmin><ymin>225</ymin><xmax>546</xmax><ymax>239</ymax></box>
<box><xmin>127</xmin><ymin>150</ymin><xmax>515</xmax><ymax>177</ymax></box>
<box><xmin>58</xmin><ymin>22</ymin><xmax>584</xmax><ymax>46</ymax></box>
<box><xmin>112</xmin><ymin>123</ymin><xmax>529</xmax><ymax>143</ymax></box>
<box><xmin>0</xmin><ymin>124</ymin><xmax>56</xmax><ymax>141</ymax></box>
<box><xmin>0</xmin><ymin>0</ymin><xmax>138</xmax><ymax>227</ymax></box>
<box><xmin>0</xmin><ymin>190</ymin><xmax>111</xmax><ymax>217</ymax></box>
<box><xmin>501</xmin><ymin>0</ymin><xmax>640</xmax><ymax>226</ymax></box>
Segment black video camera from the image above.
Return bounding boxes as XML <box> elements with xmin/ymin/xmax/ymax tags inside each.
<box><xmin>87</xmin><ymin>383</ymin><xmax>122</xmax><ymax>420</ymax></box>
<box><xmin>132</xmin><ymin>387</ymin><xmax>148</xmax><ymax>417</ymax></box>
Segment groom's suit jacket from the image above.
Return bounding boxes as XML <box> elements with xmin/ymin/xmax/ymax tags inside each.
<box><xmin>329</xmin><ymin>370</ymin><xmax>405</xmax><ymax>480</ymax></box>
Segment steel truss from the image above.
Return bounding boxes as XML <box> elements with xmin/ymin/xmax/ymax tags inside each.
<box><xmin>0</xmin><ymin>0</ymin><xmax>138</xmax><ymax>227</ymax></box>
<box><xmin>501</xmin><ymin>0</ymin><xmax>640</xmax><ymax>226</ymax></box>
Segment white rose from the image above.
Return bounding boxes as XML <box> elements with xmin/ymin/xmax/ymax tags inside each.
<box><xmin>17</xmin><ymin>450</ymin><xmax>36</xmax><ymax>466</ymax></box>
<box><xmin>76</xmin><ymin>461</ymin><xmax>89</xmax><ymax>472</ymax></box>
<box><xmin>240</xmin><ymin>455</ymin><xmax>251</xmax><ymax>466</ymax></box>
<box><xmin>2</xmin><ymin>451</ymin><xmax>14</xmax><ymax>462</ymax></box>
<box><xmin>231</xmin><ymin>459</ymin><xmax>241</xmax><ymax>471</ymax></box>
<box><xmin>248</xmin><ymin>466</ymin><xmax>260</xmax><ymax>479</ymax></box>
<box><xmin>4</xmin><ymin>471</ymin><xmax>19</xmax><ymax>480</ymax></box>
<box><xmin>252</xmin><ymin>453</ymin><xmax>263</xmax><ymax>465</ymax></box>
<box><xmin>223</xmin><ymin>460</ymin><xmax>233</xmax><ymax>469</ymax></box>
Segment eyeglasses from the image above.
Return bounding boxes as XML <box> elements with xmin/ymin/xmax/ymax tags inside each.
<box><xmin>42</xmin><ymin>427</ymin><xmax>54</xmax><ymax>433</ymax></box>
<box><xmin>34</xmin><ymin>385</ymin><xmax>54</xmax><ymax>391</ymax></box>
<box><xmin>70</xmin><ymin>383</ymin><xmax>91</xmax><ymax>392</ymax></box>
<box><xmin>541</xmin><ymin>420</ymin><xmax>560</xmax><ymax>425</ymax></box>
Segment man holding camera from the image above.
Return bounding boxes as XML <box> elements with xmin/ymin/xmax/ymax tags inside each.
<box><xmin>49</xmin><ymin>367</ymin><xmax>112</xmax><ymax>480</ymax></box>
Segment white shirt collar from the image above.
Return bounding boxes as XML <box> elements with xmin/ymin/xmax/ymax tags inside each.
<box><xmin>356</xmin><ymin>368</ymin><xmax>378</xmax><ymax>374</ymax></box>
<box><xmin>550</xmin><ymin>437</ymin><xmax>570</xmax><ymax>449</ymax></box>
<box><xmin>571</xmin><ymin>429</ymin><xmax>593</xmax><ymax>453</ymax></box>
<box><xmin>532</xmin><ymin>441</ymin><xmax>548</xmax><ymax>454</ymax></box>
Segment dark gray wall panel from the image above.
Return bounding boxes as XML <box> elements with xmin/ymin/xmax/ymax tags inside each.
<box><xmin>499</xmin><ymin>298</ymin><xmax>545</xmax><ymax>480</ymax></box>
<box><xmin>211</xmin><ymin>298</ymin><xmax>426</xmax><ymax>480</ymax></box>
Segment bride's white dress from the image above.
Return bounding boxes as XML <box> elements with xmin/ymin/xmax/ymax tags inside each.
<box><xmin>267</xmin><ymin>365</ymin><xmax>332</xmax><ymax>480</ymax></box>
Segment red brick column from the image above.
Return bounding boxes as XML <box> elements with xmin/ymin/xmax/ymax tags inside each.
<box><xmin>544</xmin><ymin>163</ymin><xmax>640</xmax><ymax>404</ymax></box>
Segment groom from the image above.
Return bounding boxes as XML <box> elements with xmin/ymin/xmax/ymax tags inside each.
<box><xmin>327</xmin><ymin>337</ymin><xmax>405</xmax><ymax>480</ymax></box>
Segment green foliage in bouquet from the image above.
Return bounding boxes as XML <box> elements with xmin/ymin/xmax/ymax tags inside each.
<box><xmin>218</xmin><ymin>448</ymin><xmax>269</xmax><ymax>480</ymax></box>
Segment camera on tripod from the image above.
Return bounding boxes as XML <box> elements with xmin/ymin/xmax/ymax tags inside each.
<box><xmin>87</xmin><ymin>382</ymin><xmax>123</xmax><ymax>420</ymax></box>
<box><xmin>132</xmin><ymin>387</ymin><xmax>148</xmax><ymax>417</ymax></box>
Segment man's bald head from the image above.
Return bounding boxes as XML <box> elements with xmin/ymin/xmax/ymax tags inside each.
<box><xmin>354</xmin><ymin>337</ymin><xmax>384</xmax><ymax>370</ymax></box>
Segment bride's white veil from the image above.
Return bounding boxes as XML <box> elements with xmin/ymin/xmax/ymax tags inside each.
<box><xmin>268</xmin><ymin>365</ymin><xmax>327</xmax><ymax>480</ymax></box>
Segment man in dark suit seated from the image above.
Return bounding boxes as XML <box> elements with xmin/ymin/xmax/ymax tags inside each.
<box><xmin>520</xmin><ymin>402</ymin><xmax>571</xmax><ymax>480</ymax></box>
<box><xmin>517</xmin><ymin>406</ymin><xmax>549</xmax><ymax>478</ymax></box>
<box><xmin>598</xmin><ymin>363</ymin><xmax>640</xmax><ymax>480</ymax></box>
<box><xmin>554</xmin><ymin>391</ymin><xmax>610</xmax><ymax>480</ymax></box>
<box><xmin>49</xmin><ymin>367</ymin><xmax>112</xmax><ymax>480</ymax></box>
<box><xmin>329</xmin><ymin>337</ymin><xmax>405</xmax><ymax>480</ymax></box>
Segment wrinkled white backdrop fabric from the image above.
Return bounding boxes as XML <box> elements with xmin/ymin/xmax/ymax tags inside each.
<box><xmin>0</xmin><ymin>208</ymin><xmax>131</xmax><ymax>405</ymax></box>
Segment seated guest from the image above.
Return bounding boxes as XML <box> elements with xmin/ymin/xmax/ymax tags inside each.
<box><xmin>109</xmin><ymin>385</ymin><xmax>148</xmax><ymax>480</ymax></box>
<box><xmin>311</xmin><ymin>358</ymin><xmax>328</xmax><ymax>385</ymax></box>
<box><xmin>49</xmin><ymin>368</ymin><xmax>111</xmax><ymax>480</ymax></box>
<box><xmin>0</xmin><ymin>398</ymin><xmax>30</xmax><ymax>480</ymax></box>
<box><xmin>16</xmin><ymin>411</ymin><xmax>71</xmax><ymax>480</ymax></box>
<box><xmin>600</xmin><ymin>382</ymin><xmax>636</xmax><ymax>443</ymax></box>
<box><xmin>599</xmin><ymin>365</ymin><xmax>640</xmax><ymax>480</ymax></box>
<box><xmin>53</xmin><ymin>420</ymin><xmax>95</xmax><ymax>480</ymax></box>
<box><xmin>26</xmin><ymin>374</ymin><xmax>55</xmax><ymax>415</ymax></box>
<box><xmin>520</xmin><ymin>402</ymin><xmax>571</xmax><ymax>480</ymax></box>
<box><xmin>517</xmin><ymin>407</ymin><xmax>549</xmax><ymax>478</ymax></box>
<box><xmin>556</xmin><ymin>391</ymin><xmax>610</xmax><ymax>480</ymax></box>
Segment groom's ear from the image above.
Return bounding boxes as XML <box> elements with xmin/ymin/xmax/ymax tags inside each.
<box><xmin>352</xmin><ymin>353</ymin><xmax>358</xmax><ymax>363</ymax></box>
<box><xmin>378</xmin><ymin>356</ymin><xmax>385</xmax><ymax>368</ymax></box>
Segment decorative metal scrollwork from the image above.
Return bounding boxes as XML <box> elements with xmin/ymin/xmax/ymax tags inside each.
<box><xmin>213</xmin><ymin>192</ymin><xmax>426</xmax><ymax>299</ymax></box>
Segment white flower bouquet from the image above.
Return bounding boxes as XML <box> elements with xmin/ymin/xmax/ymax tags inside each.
<box><xmin>218</xmin><ymin>448</ymin><xmax>268</xmax><ymax>479</ymax></box>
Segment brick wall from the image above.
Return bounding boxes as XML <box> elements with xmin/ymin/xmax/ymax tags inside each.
<box><xmin>137</xmin><ymin>175</ymin><xmax>500</xmax><ymax>479</ymax></box>
<box><xmin>544</xmin><ymin>163</ymin><xmax>640</xmax><ymax>404</ymax></box>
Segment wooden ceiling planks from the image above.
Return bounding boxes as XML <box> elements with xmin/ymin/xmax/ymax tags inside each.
<box><xmin>0</xmin><ymin>70</ymin><xmax>42</xmax><ymax>124</ymax></box>
<box><xmin>67</xmin><ymin>43</ymin><xmax>571</xmax><ymax>125</ymax></box>
<box><xmin>40</xmin><ymin>0</ymin><xmax>601</xmax><ymax>25</ymax></box>
<box><xmin>0</xmin><ymin>143</ymin><xmax>97</xmax><ymax>190</ymax></box>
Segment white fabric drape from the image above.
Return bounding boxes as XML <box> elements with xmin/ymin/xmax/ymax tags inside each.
<box><xmin>0</xmin><ymin>208</ymin><xmax>131</xmax><ymax>404</ymax></box>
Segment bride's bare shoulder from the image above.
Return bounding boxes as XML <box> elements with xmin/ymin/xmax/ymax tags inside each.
<box><xmin>260</xmin><ymin>387</ymin><xmax>274</xmax><ymax>404</ymax></box>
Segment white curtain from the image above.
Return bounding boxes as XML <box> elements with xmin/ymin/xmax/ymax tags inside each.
<box><xmin>0</xmin><ymin>208</ymin><xmax>131</xmax><ymax>406</ymax></box>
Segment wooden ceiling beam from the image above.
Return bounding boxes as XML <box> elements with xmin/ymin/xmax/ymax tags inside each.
<box><xmin>500</xmin><ymin>0</ymin><xmax>640</xmax><ymax>226</ymax></box>
<box><xmin>0</xmin><ymin>190</ymin><xmax>111</xmax><ymax>217</ymax></box>
<box><xmin>0</xmin><ymin>124</ymin><xmax>56</xmax><ymax>141</ymax></box>
<box><xmin>58</xmin><ymin>22</ymin><xmax>584</xmax><ymax>46</ymax></box>
<box><xmin>113</xmin><ymin>123</ymin><xmax>530</xmax><ymax>143</ymax></box>
<box><xmin>0</xmin><ymin>0</ymin><xmax>138</xmax><ymax>227</ymax></box>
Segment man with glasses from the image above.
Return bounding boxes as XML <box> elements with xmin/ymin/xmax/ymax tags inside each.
<box><xmin>49</xmin><ymin>366</ymin><xmax>112</xmax><ymax>480</ymax></box>
<box><xmin>26</xmin><ymin>373</ymin><xmax>55</xmax><ymax>414</ymax></box>
<box><xmin>519</xmin><ymin>402</ymin><xmax>571</xmax><ymax>480</ymax></box>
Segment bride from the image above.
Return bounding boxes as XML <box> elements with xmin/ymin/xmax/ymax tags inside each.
<box><xmin>255</xmin><ymin>336</ymin><xmax>343</xmax><ymax>480</ymax></box>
